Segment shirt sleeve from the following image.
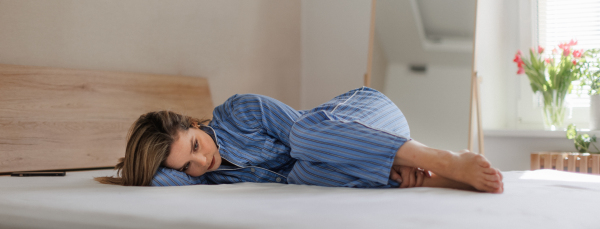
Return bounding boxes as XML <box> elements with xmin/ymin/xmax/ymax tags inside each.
<box><xmin>212</xmin><ymin>94</ymin><xmax>302</xmax><ymax>146</ymax></box>
<box><xmin>151</xmin><ymin>167</ymin><xmax>212</xmax><ymax>186</ymax></box>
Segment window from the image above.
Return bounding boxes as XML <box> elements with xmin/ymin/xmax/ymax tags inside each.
<box><xmin>538</xmin><ymin>0</ymin><xmax>600</xmax><ymax>108</ymax></box>
<box><xmin>518</xmin><ymin>0</ymin><xmax>600</xmax><ymax>129</ymax></box>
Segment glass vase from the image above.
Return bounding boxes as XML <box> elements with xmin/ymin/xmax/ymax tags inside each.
<box><xmin>541</xmin><ymin>90</ymin><xmax>567</xmax><ymax>131</ymax></box>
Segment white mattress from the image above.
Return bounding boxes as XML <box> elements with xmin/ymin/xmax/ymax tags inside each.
<box><xmin>1</xmin><ymin>169</ymin><xmax>600</xmax><ymax>229</ymax></box>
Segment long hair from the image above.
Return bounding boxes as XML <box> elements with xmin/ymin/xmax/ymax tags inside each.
<box><xmin>94</xmin><ymin>111</ymin><xmax>209</xmax><ymax>186</ymax></box>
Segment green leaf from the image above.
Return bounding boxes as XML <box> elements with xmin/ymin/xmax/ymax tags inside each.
<box><xmin>583</xmin><ymin>134</ymin><xmax>591</xmax><ymax>142</ymax></box>
<box><xmin>566</xmin><ymin>124</ymin><xmax>577</xmax><ymax>139</ymax></box>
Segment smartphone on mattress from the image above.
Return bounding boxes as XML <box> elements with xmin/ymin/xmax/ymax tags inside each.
<box><xmin>11</xmin><ymin>171</ymin><xmax>66</xmax><ymax>177</ymax></box>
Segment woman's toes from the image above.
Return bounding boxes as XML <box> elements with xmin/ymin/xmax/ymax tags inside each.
<box><xmin>486</xmin><ymin>180</ymin><xmax>500</xmax><ymax>189</ymax></box>
<box><xmin>484</xmin><ymin>173</ymin><xmax>499</xmax><ymax>182</ymax></box>
<box><xmin>483</xmin><ymin>167</ymin><xmax>496</xmax><ymax>175</ymax></box>
<box><xmin>494</xmin><ymin>182</ymin><xmax>504</xmax><ymax>193</ymax></box>
<box><xmin>493</xmin><ymin>186</ymin><xmax>503</xmax><ymax>194</ymax></box>
<box><xmin>477</xmin><ymin>183</ymin><xmax>497</xmax><ymax>193</ymax></box>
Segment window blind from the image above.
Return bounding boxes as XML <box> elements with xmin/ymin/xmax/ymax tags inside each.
<box><xmin>538</xmin><ymin>0</ymin><xmax>600</xmax><ymax>107</ymax></box>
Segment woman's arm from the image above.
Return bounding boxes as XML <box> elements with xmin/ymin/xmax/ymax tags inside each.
<box><xmin>213</xmin><ymin>94</ymin><xmax>302</xmax><ymax>145</ymax></box>
<box><xmin>151</xmin><ymin>167</ymin><xmax>211</xmax><ymax>186</ymax></box>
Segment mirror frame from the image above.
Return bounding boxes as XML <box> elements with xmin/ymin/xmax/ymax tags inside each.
<box><xmin>364</xmin><ymin>0</ymin><xmax>485</xmax><ymax>154</ymax></box>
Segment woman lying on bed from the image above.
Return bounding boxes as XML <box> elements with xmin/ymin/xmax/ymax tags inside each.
<box><xmin>96</xmin><ymin>87</ymin><xmax>503</xmax><ymax>193</ymax></box>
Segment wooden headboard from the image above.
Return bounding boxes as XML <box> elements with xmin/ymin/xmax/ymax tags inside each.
<box><xmin>0</xmin><ymin>64</ymin><xmax>213</xmax><ymax>173</ymax></box>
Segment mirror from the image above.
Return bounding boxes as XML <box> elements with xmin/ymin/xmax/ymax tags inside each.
<box><xmin>368</xmin><ymin>0</ymin><xmax>477</xmax><ymax>152</ymax></box>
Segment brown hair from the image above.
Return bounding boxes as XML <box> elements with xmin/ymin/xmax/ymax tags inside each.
<box><xmin>94</xmin><ymin>111</ymin><xmax>209</xmax><ymax>186</ymax></box>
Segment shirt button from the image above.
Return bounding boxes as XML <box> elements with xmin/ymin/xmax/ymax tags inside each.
<box><xmin>276</xmin><ymin>177</ymin><xmax>282</xmax><ymax>182</ymax></box>
<box><xmin>250</xmin><ymin>168</ymin><xmax>256</xmax><ymax>172</ymax></box>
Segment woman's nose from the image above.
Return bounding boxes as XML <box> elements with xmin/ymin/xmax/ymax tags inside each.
<box><xmin>196</xmin><ymin>154</ymin><xmax>208</xmax><ymax>166</ymax></box>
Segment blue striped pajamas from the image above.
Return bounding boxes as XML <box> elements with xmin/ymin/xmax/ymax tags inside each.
<box><xmin>151</xmin><ymin>87</ymin><xmax>411</xmax><ymax>188</ymax></box>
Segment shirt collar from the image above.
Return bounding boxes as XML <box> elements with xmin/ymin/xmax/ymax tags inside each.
<box><xmin>199</xmin><ymin>125</ymin><xmax>220</xmax><ymax>150</ymax></box>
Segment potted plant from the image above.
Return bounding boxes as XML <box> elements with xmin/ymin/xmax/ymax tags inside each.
<box><xmin>513</xmin><ymin>40</ymin><xmax>584</xmax><ymax>130</ymax></box>
<box><xmin>567</xmin><ymin>124</ymin><xmax>600</xmax><ymax>154</ymax></box>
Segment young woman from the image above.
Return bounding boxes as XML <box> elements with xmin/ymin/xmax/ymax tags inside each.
<box><xmin>96</xmin><ymin>87</ymin><xmax>503</xmax><ymax>193</ymax></box>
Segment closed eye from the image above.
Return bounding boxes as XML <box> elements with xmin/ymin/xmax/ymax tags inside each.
<box><xmin>194</xmin><ymin>139</ymin><xmax>199</xmax><ymax>151</ymax></box>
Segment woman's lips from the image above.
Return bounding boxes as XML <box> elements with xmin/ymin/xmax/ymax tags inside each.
<box><xmin>208</xmin><ymin>157</ymin><xmax>215</xmax><ymax>170</ymax></box>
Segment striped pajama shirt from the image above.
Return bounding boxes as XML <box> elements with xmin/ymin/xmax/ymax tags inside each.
<box><xmin>151</xmin><ymin>87</ymin><xmax>411</xmax><ymax>188</ymax></box>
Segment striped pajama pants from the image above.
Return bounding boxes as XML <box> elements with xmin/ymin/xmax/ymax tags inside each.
<box><xmin>287</xmin><ymin>87</ymin><xmax>411</xmax><ymax>188</ymax></box>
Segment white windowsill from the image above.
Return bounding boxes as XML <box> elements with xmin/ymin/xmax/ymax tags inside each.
<box><xmin>484</xmin><ymin>129</ymin><xmax>600</xmax><ymax>138</ymax></box>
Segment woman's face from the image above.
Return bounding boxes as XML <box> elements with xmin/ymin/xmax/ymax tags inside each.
<box><xmin>164</xmin><ymin>127</ymin><xmax>221</xmax><ymax>177</ymax></box>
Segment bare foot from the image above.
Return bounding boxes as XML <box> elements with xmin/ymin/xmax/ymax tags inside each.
<box><xmin>406</xmin><ymin>170</ymin><xmax>504</xmax><ymax>194</ymax></box>
<box><xmin>393</xmin><ymin>140</ymin><xmax>504</xmax><ymax>193</ymax></box>
<box><xmin>493</xmin><ymin>168</ymin><xmax>504</xmax><ymax>193</ymax></box>
<box><xmin>440</xmin><ymin>150</ymin><xmax>503</xmax><ymax>193</ymax></box>
<box><xmin>421</xmin><ymin>172</ymin><xmax>476</xmax><ymax>191</ymax></box>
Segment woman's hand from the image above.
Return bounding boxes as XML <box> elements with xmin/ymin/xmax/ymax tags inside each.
<box><xmin>389</xmin><ymin>165</ymin><xmax>431</xmax><ymax>188</ymax></box>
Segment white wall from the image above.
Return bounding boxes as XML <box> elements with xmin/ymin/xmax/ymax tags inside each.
<box><xmin>0</xmin><ymin>0</ymin><xmax>301</xmax><ymax>108</ymax></box>
<box><xmin>0</xmin><ymin>0</ymin><xmax>375</xmax><ymax>121</ymax></box>
<box><xmin>384</xmin><ymin>64</ymin><xmax>471</xmax><ymax>151</ymax></box>
<box><xmin>370</xmin><ymin>37</ymin><xmax>388</xmax><ymax>92</ymax></box>
<box><xmin>475</xmin><ymin>0</ymin><xmax>517</xmax><ymax>129</ymax></box>
<box><xmin>485</xmin><ymin>135</ymin><xmax>575</xmax><ymax>171</ymax></box>
<box><xmin>300</xmin><ymin>0</ymin><xmax>371</xmax><ymax>109</ymax></box>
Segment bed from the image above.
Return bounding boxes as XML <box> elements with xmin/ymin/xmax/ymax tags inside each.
<box><xmin>1</xmin><ymin>169</ymin><xmax>600</xmax><ymax>229</ymax></box>
<box><xmin>1</xmin><ymin>64</ymin><xmax>600</xmax><ymax>228</ymax></box>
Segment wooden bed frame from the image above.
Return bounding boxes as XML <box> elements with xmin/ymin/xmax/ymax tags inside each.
<box><xmin>0</xmin><ymin>64</ymin><xmax>213</xmax><ymax>173</ymax></box>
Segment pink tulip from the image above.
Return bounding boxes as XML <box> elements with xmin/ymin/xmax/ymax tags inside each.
<box><xmin>552</xmin><ymin>48</ymin><xmax>559</xmax><ymax>55</ymax></box>
<box><xmin>513</xmin><ymin>51</ymin><xmax>525</xmax><ymax>70</ymax></box>
<box><xmin>563</xmin><ymin>47</ymin><xmax>571</xmax><ymax>56</ymax></box>
<box><xmin>569</xmin><ymin>39</ymin><xmax>578</xmax><ymax>46</ymax></box>
<box><xmin>573</xmin><ymin>60</ymin><xmax>577</xmax><ymax>65</ymax></box>
<box><xmin>513</xmin><ymin>53</ymin><xmax>522</xmax><ymax>63</ymax></box>
<box><xmin>517</xmin><ymin>67</ymin><xmax>525</xmax><ymax>74</ymax></box>
<box><xmin>558</xmin><ymin>42</ymin><xmax>567</xmax><ymax>50</ymax></box>
<box><xmin>538</xmin><ymin>45</ymin><xmax>544</xmax><ymax>53</ymax></box>
<box><xmin>573</xmin><ymin>49</ymin><xmax>583</xmax><ymax>58</ymax></box>
<box><xmin>545</xmin><ymin>57</ymin><xmax>552</xmax><ymax>64</ymax></box>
